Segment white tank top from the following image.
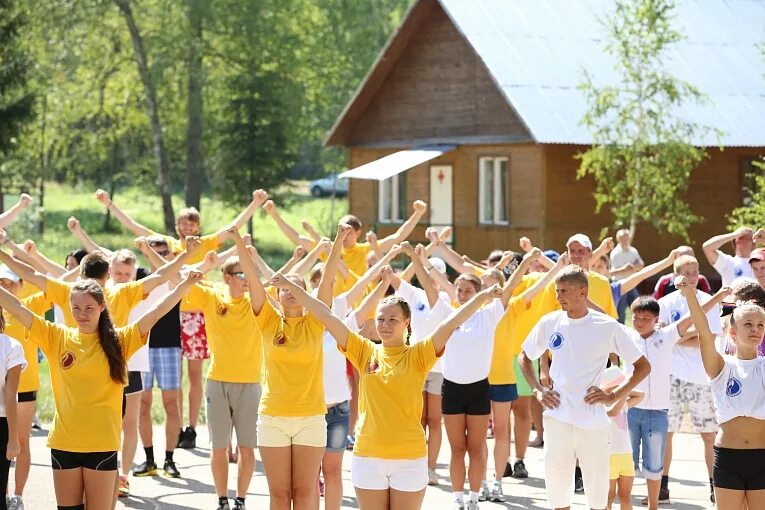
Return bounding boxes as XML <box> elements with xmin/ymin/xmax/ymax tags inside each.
<box><xmin>709</xmin><ymin>355</ymin><xmax>765</xmax><ymax>425</ymax></box>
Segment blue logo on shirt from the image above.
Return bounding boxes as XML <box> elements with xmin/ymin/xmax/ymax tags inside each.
<box><xmin>548</xmin><ymin>333</ymin><xmax>564</xmax><ymax>350</ymax></box>
<box><xmin>726</xmin><ymin>377</ymin><xmax>742</xmax><ymax>397</ymax></box>
<box><xmin>735</xmin><ymin>267</ymin><xmax>743</xmax><ymax>277</ymax></box>
<box><xmin>416</xmin><ymin>302</ymin><xmax>426</xmax><ymax>312</ymax></box>
<box><xmin>671</xmin><ymin>310</ymin><xmax>681</xmax><ymax>322</ymax></box>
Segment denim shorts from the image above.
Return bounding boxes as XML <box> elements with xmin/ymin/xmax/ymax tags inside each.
<box><xmin>627</xmin><ymin>407</ymin><xmax>669</xmax><ymax>480</ymax></box>
<box><xmin>325</xmin><ymin>400</ymin><xmax>351</xmax><ymax>452</ymax></box>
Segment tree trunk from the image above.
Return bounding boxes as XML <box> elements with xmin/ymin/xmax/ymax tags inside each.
<box><xmin>184</xmin><ymin>0</ymin><xmax>205</xmax><ymax>210</ymax></box>
<box><xmin>114</xmin><ymin>0</ymin><xmax>175</xmax><ymax>233</ymax></box>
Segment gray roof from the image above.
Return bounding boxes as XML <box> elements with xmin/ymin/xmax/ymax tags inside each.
<box><xmin>438</xmin><ymin>0</ymin><xmax>765</xmax><ymax>147</ymax></box>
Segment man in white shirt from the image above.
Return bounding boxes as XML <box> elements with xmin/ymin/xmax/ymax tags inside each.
<box><xmin>703</xmin><ymin>226</ymin><xmax>754</xmax><ymax>286</ymax></box>
<box><xmin>609</xmin><ymin>229</ymin><xmax>644</xmax><ymax>323</ymax></box>
<box><xmin>657</xmin><ymin>255</ymin><xmax>722</xmax><ymax>505</ymax></box>
<box><xmin>519</xmin><ymin>265</ymin><xmax>650</xmax><ymax>510</ymax></box>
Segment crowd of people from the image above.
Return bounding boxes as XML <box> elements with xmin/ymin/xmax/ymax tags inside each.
<box><xmin>0</xmin><ymin>191</ymin><xmax>760</xmax><ymax>510</ymax></box>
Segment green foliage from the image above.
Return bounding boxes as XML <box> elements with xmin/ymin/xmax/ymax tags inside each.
<box><xmin>577</xmin><ymin>0</ymin><xmax>715</xmax><ymax>240</ymax></box>
<box><xmin>728</xmin><ymin>158</ymin><xmax>765</xmax><ymax>229</ymax></box>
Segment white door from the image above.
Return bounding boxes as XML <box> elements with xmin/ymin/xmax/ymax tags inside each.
<box><xmin>429</xmin><ymin>165</ymin><xmax>453</xmax><ymax>243</ymax></box>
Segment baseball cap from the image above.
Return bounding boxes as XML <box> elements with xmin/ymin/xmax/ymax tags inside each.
<box><xmin>602</xmin><ymin>366</ymin><xmax>626</xmax><ymax>387</ymax></box>
<box><xmin>0</xmin><ymin>265</ymin><xmax>20</xmax><ymax>283</ymax></box>
<box><xmin>543</xmin><ymin>250</ymin><xmax>560</xmax><ymax>262</ymax></box>
<box><xmin>428</xmin><ymin>257</ymin><xmax>447</xmax><ymax>275</ymax></box>
<box><xmin>566</xmin><ymin>233</ymin><xmax>593</xmax><ymax>251</ymax></box>
<box><xmin>750</xmin><ymin>248</ymin><xmax>765</xmax><ymax>263</ymax></box>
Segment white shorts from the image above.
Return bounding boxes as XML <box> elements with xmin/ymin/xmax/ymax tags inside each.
<box><xmin>543</xmin><ymin>416</ymin><xmax>610</xmax><ymax>509</ymax></box>
<box><xmin>351</xmin><ymin>455</ymin><xmax>428</xmax><ymax>492</ymax></box>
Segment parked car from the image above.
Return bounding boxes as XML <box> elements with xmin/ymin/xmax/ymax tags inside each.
<box><xmin>309</xmin><ymin>174</ymin><xmax>348</xmax><ymax>197</ymax></box>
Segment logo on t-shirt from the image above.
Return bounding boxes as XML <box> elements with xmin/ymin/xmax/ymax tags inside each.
<box><xmin>273</xmin><ymin>332</ymin><xmax>287</xmax><ymax>346</ymax></box>
<box><xmin>726</xmin><ymin>377</ymin><xmax>742</xmax><ymax>397</ymax></box>
<box><xmin>366</xmin><ymin>359</ymin><xmax>380</xmax><ymax>374</ymax></box>
<box><xmin>735</xmin><ymin>267</ymin><xmax>743</xmax><ymax>277</ymax></box>
<box><xmin>60</xmin><ymin>351</ymin><xmax>76</xmax><ymax>370</ymax></box>
<box><xmin>217</xmin><ymin>304</ymin><xmax>228</xmax><ymax>316</ymax></box>
<box><xmin>416</xmin><ymin>302</ymin><xmax>426</xmax><ymax>312</ymax></box>
<box><xmin>670</xmin><ymin>310</ymin><xmax>681</xmax><ymax>322</ymax></box>
<box><xmin>548</xmin><ymin>332</ymin><xmax>564</xmax><ymax>350</ymax></box>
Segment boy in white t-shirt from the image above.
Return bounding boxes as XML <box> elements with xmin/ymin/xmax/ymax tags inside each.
<box><xmin>519</xmin><ymin>265</ymin><xmax>650</xmax><ymax>510</ymax></box>
<box><xmin>702</xmin><ymin>226</ymin><xmax>755</xmax><ymax>286</ymax></box>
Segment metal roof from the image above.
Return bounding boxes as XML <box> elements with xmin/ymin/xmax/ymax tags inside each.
<box><xmin>437</xmin><ymin>0</ymin><xmax>765</xmax><ymax>147</ymax></box>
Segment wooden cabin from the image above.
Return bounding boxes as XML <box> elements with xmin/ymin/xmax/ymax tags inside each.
<box><xmin>325</xmin><ymin>0</ymin><xmax>765</xmax><ymax>273</ymax></box>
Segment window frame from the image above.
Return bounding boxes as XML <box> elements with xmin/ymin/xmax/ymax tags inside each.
<box><xmin>478</xmin><ymin>156</ymin><xmax>510</xmax><ymax>226</ymax></box>
<box><xmin>378</xmin><ymin>173</ymin><xmax>407</xmax><ymax>224</ymax></box>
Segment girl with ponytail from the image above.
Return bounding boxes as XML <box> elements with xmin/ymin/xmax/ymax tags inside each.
<box><xmin>0</xmin><ymin>270</ymin><xmax>203</xmax><ymax>510</ymax></box>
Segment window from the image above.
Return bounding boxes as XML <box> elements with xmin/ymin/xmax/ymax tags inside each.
<box><xmin>741</xmin><ymin>156</ymin><xmax>765</xmax><ymax>206</ymax></box>
<box><xmin>478</xmin><ymin>157</ymin><xmax>509</xmax><ymax>225</ymax></box>
<box><xmin>378</xmin><ymin>173</ymin><xmax>407</xmax><ymax>223</ymax></box>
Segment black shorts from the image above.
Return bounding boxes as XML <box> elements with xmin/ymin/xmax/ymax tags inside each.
<box><xmin>441</xmin><ymin>378</ymin><xmax>490</xmax><ymax>415</ymax></box>
<box><xmin>124</xmin><ymin>371</ymin><xmax>144</xmax><ymax>396</ymax></box>
<box><xmin>714</xmin><ymin>446</ymin><xmax>765</xmax><ymax>490</ymax></box>
<box><xmin>17</xmin><ymin>391</ymin><xmax>36</xmax><ymax>403</ymax></box>
<box><xmin>51</xmin><ymin>449</ymin><xmax>118</xmax><ymax>471</ymax></box>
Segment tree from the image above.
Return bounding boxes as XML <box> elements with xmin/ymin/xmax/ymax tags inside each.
<box><xmin>577</xmin><ymin>0</ymin><xmax>714</xmax><ymax>240</ymax></box>
<box><xmin>184</xmin><ymin>0</ymin><xmax>207</xmax><ymax>210</ymax></box>
<box><xmin>729</xmin><ymin>158</ymin><xmax>765</xmax><ymax>229</ymax></box>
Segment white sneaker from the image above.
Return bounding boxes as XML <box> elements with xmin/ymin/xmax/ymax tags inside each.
<box><xmin>467</xmin><ymin>501</ymin><xmax>479</xmax><ymax>510</ymax></box>
<box><xmin>8</xmin><ymin>496</ymin><xmax>24</xmax><ymax>510</ymax></box>
<box><xmin>490</xmin><ymin>480</ymin><xmax>505</xmax><ymax>502</ymax></box>
<box><xmin>453</xmin><ymin>501</ymin><xmax>465</xmax><ymax>510</ymax></box>
<box><xmin>478</xmin><ymin>481</ymin><xmax>491</xmax><ymax>501</ymax></box>
<box><xmin>428</xmin><ymin>468</ymin><xmax>438</xmax><ymax>485</ymax></box>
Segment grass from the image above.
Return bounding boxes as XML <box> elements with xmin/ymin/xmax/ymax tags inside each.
<box><xmin>15</xmin><ymin>181</ymin><xmax>347</xmax><ymax>423</ymax></box>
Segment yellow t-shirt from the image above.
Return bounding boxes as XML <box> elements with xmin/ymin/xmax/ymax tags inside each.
<box><xmin>255</xmin><ymin>300</ymin><xmax>325</xmax><ymax>417</ymax></box>
<box><xmin>46</xmin><ymin>280</ymin><xmax>146</xmax><ymax>328</ymax></box>
<box><xmin>3</xmin><ymin>292</ymin><xmax>51</xmax><ymax>393</ymax></box>
<box><xmin>30</xmin><ymin>316</ymin><xmax>146</xmax><ymax>452</ymax></box>
<box><xmin>17</xmin><ymin>281</ymin><xmax>39</xmax><ymax>301</ymax></box>
<box><xmin>341</xmin><ymin>243</ymin><xmax>371</xmax><ymax>280</ymax></box>
<box><xmin>156</xmin><ymin>232</ymin><xmax>221</xmax><ymax>265</ymax></box>
<box><xmin>184</xmin><ymin>285</ymin><xmax>262</xmax><ymax>383</ymax></box>
<box><xmin>534</xmin><ymin>270</ymin><xmax>617</xmax><ymax>320</ymax></box>
<box><xmin>488</xmin><ymin>297</ymin><xmax>529</xmax><ymax>385</ymax></box>
<box><xmin>341</xmin><ymin>332</ymin><xmax>440</xmax><ymax>459</ymax></box>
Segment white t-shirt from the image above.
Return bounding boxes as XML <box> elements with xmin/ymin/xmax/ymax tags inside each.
<box><xmin>609</xmin><ymin>406</ymin><xmax>632</xmax><ymax>455</ymax></box>
<box><xmin>0</xmin><ymin>334</ymin><xmax>26</xmax><ymax>417</ymax></box>
<box><xmin>395</xmin><ymin>281</ymin><xmax>453</xmax><ymax>373</ymax></box>
<box><xmin>659</xmin><ymin>289</ymin><xmax>721</xmax><ymax>385</ymax></box>
<box><xmin>713</xmin><ymin>252</ymin><xmax>754</xmax><ymax>287</ymax></box>
<box><xmin>626</xmin><ymin>325</ymin><xmax>682</xmax><ymax>410</ymax></box>
<box><xmin>441</xmin><ymin>299</ymin><xmax>504</xmax><ymax>384</ymax></box>
<box><xmin>522</xmin><ymin>310</ymin><xmax>644</xmax><ymax>430</ymax></box>
<box><xmin>709</xmin><ymin>355</ymin><xmax>765</xmax><ymax>425</ymax></box>
<box><xmin>610</xmin><ymin>245</ymin><xmax>643</xmax><ymax>282</ymax></box>
<box><xmin>126</xmin><ymin>283</ymin><xmax>171</xmax><ymax>372</ymax></box>
<box><xmin>322</xmin><ymin>315</ymin><xmax>355</xmax><ymax>406</ymax></box>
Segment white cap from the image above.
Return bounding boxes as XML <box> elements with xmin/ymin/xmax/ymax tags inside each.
<box><xmin>566</xmin><ymin>233</ymin><xmax>593</xmax><ymax>251</ymax></box>
<box><xmin>0</xmin><ymin>265</ymin><xmax>20</xmax><ymax>283</ymax></box>
<box><xmin>602</xmin><ymin>366</ymin><xmax>625</xmax><ymax>387</ymax></box>
<box><xmin>428</xmin><ymin>257</ymin><xmax>447</xmax><ymax>275</ymax></box>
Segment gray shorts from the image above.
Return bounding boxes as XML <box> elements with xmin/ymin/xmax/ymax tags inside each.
<box><xmin>423</xmin><ymin>371</ymin><xmax>443</xmax><ymax>395</ymax></box>
<box><xmin>205</xmin><ymin>380</ymin><xmax>262</xmax><ymax>449</ymax></box>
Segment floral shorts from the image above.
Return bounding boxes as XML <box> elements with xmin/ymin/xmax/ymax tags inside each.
<box><xmin>668</xmin><ymin>376</ymin><xmax>718</xmax><ymax>433</ymax></box>
<box><xmin>181</xmin><ymin>311</ymin><xmax>210</xmax><ymax>360</ymax></box>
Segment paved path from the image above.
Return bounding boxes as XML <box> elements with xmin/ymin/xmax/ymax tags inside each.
<box><xmin>18</xmin><ymin>426</ymin><xmax>716</xmax><ymax>509</ymax></box>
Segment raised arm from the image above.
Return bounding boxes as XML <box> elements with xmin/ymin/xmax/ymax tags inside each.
<box><xmin>228</xmin><ymin>229</ymin><xmax>266</xmax><ymax>313</ymax></box>
<box><xmin>290</xmin><ymin>242</ymin><xmax>325</xmax><ymax>277</ymax></box>
<box><xmin>350</xmin><ymin>268</ymin><xmax>391</xmax><ymax>327</ymax></box>
<box><xmin>277</xmin><ymin>245</ymin><xmax>307</xmax><ymax>276</ymax></box>
<box><xmin>425</xmin><ymin>229</ymin><xmax>477</xmax><ymax>274</ymax></box>
<box><xmin>430</xmin><ymin>285</ymin><xmax>503</xmax><ymax>354</ymax></box>
<box><xmin>519</xmin><ymin>237</ymin><xmax>555</xmax><ymax>270</ymax></box>
<box><xmin>366</xmin><ymin>231</ymin><xmax>384</xmax><ymax>260</ymax></box>
<box><xmin>500</xmin><ymin>248</ymin><xmax>542</xmax><ymax>307</ymax></box>
<box><xmin>619</xmin><ymin>249</ymin><xmax>679</xmax><ymax>295</ymax></box>
<box><xmin>67</xmin><ymin>216</ymin><xmax>113</xmax><ymax>257</ymax></box>
<box><xmin>0</xmin><ymin>194</ymin><xmax>32</xmax><ymax>229</ymax></box>
<box><xmin>375</xmin><ymin>200</ymin><xmax>428</xmax><ymax>253</ymax></box>
<box><xmin>340</xmin><ymin>244</ymin><xmax>403</xmax><ymax>308</ymax></box>
<box><xmin>318</xmin><ymin>225</ymin><xmax>351</xmax><ymax>307</ymax></box>
<box><xmin>136</xmin><ymin>271</ymin><xmax>203</xmax><ymax>336</ymax></box>
<box><xmin>674</xmin><ymin>286</ymin><xmax>730</xmax><ymax>339</ymax></box>
<box><xmin>591</xmin><ymin>236</ymin><xmax>614</xmax><ymax>264</ymax></box>
<box><xmin>270</xmin><ymin>272</ymin><xmax>351</xmax><ymax>348</ymax></box>
<box><xmin>148</xmin><ymin>237</ymin><xmax>201</xmax><ymax>291</ymax></box>
<box><xmin>703</xmin><ymin>227</ymin><xmax>751</xmax><ymax>266</ymax></box>
<box><xmin>190</xmin><ymin>246</ymin><xmax>237</xmax><ymax>274</ymax></box>
<box><xmin>20</xmin><ymin>239</ymin><xmax>66</xmax><ymax>277</ymax></box>
<box><xmin>301</xmin><ymin>219</ymin><xmax>323</xmax><ymax>244</ymax></box>
<box><xmin>520</xmin><ymin>253</ymin><xmax>570</xmax><ymax>305</ymax></box>
<box><xmin>134</xmin><ymin>237</ymin><xmax>166</xmax><ymax>272</ymax></box>
<box><xmin>401</xmin><ymin>242</ymin><xmax>439</xmax><ymax>307</ymax></box>
<box><xmin>215</xmin><ymin>190</ymin><xmax>268</xmax><ymax>238</ymax></box>
<box><xmin>398</xmin><ymin>226</ymin><xmax>451</xmax><ymax>281</ymax></box>
<box><xmin>245</xmin><ymin>245</ymin><xmax>275</xmax><ymax>280</ymax></box>
<box><xmin>0</xmin><ymin>250</ymin><xmax>49</xmax><ymax>292</ymax></box>
<box><xmin>96</xmin><ymin>189</ymin><xmax>153</xmax><ymax>237</ymax></box>
<box><xmin>677</xmin><ymin>276</ymin><xmax>724</xmax><ymax>378</ymax></box>
<box><xmin>0</xmin><ymin>237</ymin><xmax>47</xmax><ymax>275</ymax></box>
<box><xmin>0</xmin><ymin>285</ymin><xmax>34</xmax><ymax>330</ymax></box>
<box><xmin>262</xmin><ymin>200</ymin><xmax>314</xmax><ymax>250</ymax></box>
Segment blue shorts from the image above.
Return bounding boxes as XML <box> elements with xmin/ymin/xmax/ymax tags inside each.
<box><xmin>142</xmin><ymin>347</ymin><xmax>182</xmax><ymax>391</ymax></box>
<box><xmin>325</xmin><ymin>401</ymin><xmax>351</xmax><ymax>452</ymax></box>
<box><xmin>489</xmin><ymin>384</ymin><xmax>518</xmax><ymax>403</ymax></box>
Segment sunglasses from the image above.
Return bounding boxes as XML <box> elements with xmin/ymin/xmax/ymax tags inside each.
<box><xmin>231</xmin><ymin>271</ymin><xmax>246</xmax><ymax>281</ymax></box>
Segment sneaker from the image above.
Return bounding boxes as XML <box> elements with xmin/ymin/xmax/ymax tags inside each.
<box><xmin>478</xmin><ymin>480</ymin><xmax>491</xmax><ymax>501</ymax></box>
<box><xmin>574</xmin><ymin>474</ymin><xmax>584</xmax><ymax>493</ymax></box>
<box><xmin>7</xmin><ymin>496</ymin><xmax>23</xmax><ymax>510</ymax></box>
<box><xmin>453</xmin><ymin>501</ymin><xmax>465</xmax><ymax>510</ymax></box>
<box><xmin>640</xmin><ymin>487</ymin><xmax>671</xmax><ymax>506</ymax></box>
<box><xmin>486</xmin><ymin>425</ymin><xmax>494</xmax><ymax>439</ymax></box>
<box><xmin>163</xmin><ymin>459</ymin><xmax>181</xmax><ymax>478</ymax></box>
<box><xmin>490</xmin><ymin>480</ymin><xmax>505</xmax><ymax>502</ymax></box>
<box><xmin>216</xmin><ymin>499</ymin><xmax>231</xmax><ymax>510</ymax></box>
<box><xmin>233</xmin><ymin>500</ymin><xmax>246</xmax><ymax>510</ymax></box>
<box><xmin>428</xmin><ymin>468</ymin><xmax>438</xmax><ymax>486</ymax></box>
<box><xmin>319</xmin><ymin>477</ymin><xmax>325</xmax><ymax>497</ymax></box>
<box><xmin>502</xmin><ymin>461</ymin><xmax>513</xmax><ymax>478</ymax></box>
<box><xmin>177</xmin><ymin>426</ymin><xmax>197</xmax><ymax>449</ymax></box>
<box><xmin>133</xmin><ymin>460</ymin><xmax>158</xmax><ymax>477</ymax></box>
<box><xmin>31</xmin><ymin>414</ymin><xmax>41</xmax><ymax>430</ymax></box>
<box><xmin>118</xmin><ymin>475</ymin><xmax>130</xmax><ymax>497</ymax></box>
<box><xmin>512</xmin><ymin>459</ymin><xmax>528</xmax><ymax>479</ymax></box>
<box><xmin>710</xmin><ymin>487</ymin><xmax>715</xmax><ymax>503</ymax></box>
<box><xmin>467</xmin><ymin>502</ymin><xmax>479</xmax><ymax>510</ymax></box>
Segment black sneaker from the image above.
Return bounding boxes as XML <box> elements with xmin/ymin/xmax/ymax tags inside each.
<box><xmin>574</xmin><ymin>474</ymin><xmax>584</xmax><ymax>493</ymax></box>
<box><xmin>163</xmin><ymin>459</ymin><xmax>181</xmax><ymax>478</ymax></box>
<box><xmin>512</xmin><ymin>459</ymin><xmax>528</xmax><ymax>479</ymax></box>
<box><xmin>133</xmin><ymin>460</ymin><xmax>158</xmax><ymax>477</ymax></box>
<box><xmin>710</xmin><ymin>487</ymin><xmax>715</xmax><ymax>503</ymax></box>
<box><xmin>502</xmin><ymin>461</ymin><xmax>513</xmax><ymax>478</ymax></box>
<box><xmin>177</xmin><ymin>426</ymin><xmax>197</xmax><ymax>449</ymax></box>
<box><xmin>216</xmin><ymin>499</ymin><xmax>231</xmax><ymax>510</ymax></box>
